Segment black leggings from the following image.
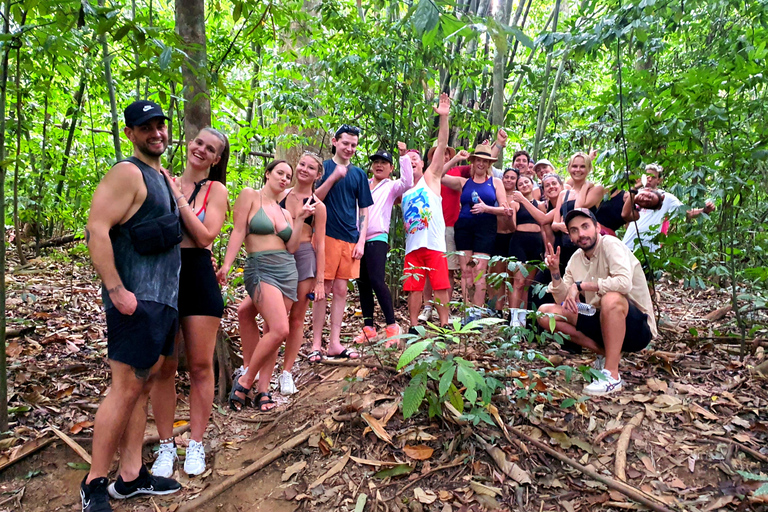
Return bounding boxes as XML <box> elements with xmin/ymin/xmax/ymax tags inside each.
<box><xmin>358</xmin><ymin>241</ymin><xmax>396</xmax><ymax>327</ymax></box>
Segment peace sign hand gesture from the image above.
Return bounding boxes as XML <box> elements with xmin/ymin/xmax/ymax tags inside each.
<box><xmin>545</xmin><ymin>243</ymin><xmax>561</xmax><ymax>273</ymax></box>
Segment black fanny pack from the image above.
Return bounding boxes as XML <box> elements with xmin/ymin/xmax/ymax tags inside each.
<box><xmin>128</xmin><ymin>212</ymin><xmax>183</xmax><ymax>255</ymax></box>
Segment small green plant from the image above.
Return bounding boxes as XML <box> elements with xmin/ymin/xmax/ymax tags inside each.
<box><xmin>397</xmin><ymin>320</ymin><xmax>503</xmax><ymax>424</ymax></box>
<box><xmin>737</xmin><ymin>471</ymin><xmax>768</xmax><ymax>497</ymax></box>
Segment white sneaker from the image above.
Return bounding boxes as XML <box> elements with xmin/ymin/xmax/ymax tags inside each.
<box><xmin>509</xmin><ymin>309</ymin><xmax>521</xmax><ymax>328</ymax></box>
<box><xmin>517</xmin><ymin>309</ymin><xmax>528</xmax><ymax>327</ymax></box>
<box><xmin>184</xmin><ymin>440</ymin><xmax>206</xmax><ymax>476</ymax></box>
<box><xmin>418</xmin><ymin>306</ymin><xmax>433</xmax><ymax>322</ymax></box>
<box><xmin>151</xmin><ymin>442</ymin><xmax>177</xmax><ymax>478</ymax></box>
<box><xmin>279</xmin><ymin>370</ymin><xmax>297</xmax><ymax>395</ymax></box>
<box><xmin>592</xmin><ymin>356</ymin><xmax>606</xmax><ymax>371</ymax></box>
<box><xmin>583</xmin><ymin>369</ymin><xmax>623</xmax><ymax>396</ymax></box>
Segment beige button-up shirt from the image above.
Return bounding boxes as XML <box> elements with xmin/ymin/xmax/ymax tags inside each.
<box><xmin>548</xmin><ymin>235</ymin><xmax>657</xmax><ymax>337</ymax></box>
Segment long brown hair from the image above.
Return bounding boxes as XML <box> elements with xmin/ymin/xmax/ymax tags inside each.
<box><xmin>200</xmin><ymin>127</ymin><xmax>229</xmax><ymax>184</ymax></box>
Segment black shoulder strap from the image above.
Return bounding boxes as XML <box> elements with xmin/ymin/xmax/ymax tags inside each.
<box><xmin>187</xmin><ymin>179</ymin><xmax>209</xmax><ymax>206</ymax></box>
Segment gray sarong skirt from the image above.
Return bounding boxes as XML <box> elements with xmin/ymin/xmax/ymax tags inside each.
<box><xmin>294</xmin><ymin>242</ymin><xmax>317</xmax><ymax>282</ymax></box>
<box><xmin>244</xmin><ymin>250</ymin><xmax>298</xmax><ymax>302</ymax></box>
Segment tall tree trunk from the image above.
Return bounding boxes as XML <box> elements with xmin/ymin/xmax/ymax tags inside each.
<box><xmin>533</xmin><ymin>0</ymin><xmax>562</xmax><ymax>159</ymax></box>
<box><xmin>35</xmin><ymin>72</ymin><xmax>53</xmax><ymax>256</ymax></box>
<box><xmin>176</xmin><ymin>0</ymin><xmax>211</xmax><ymax>144</ymax></box>
<box><xmin>54</xmin><ymin>69</ymin><xmax>88</xmax><ymax>200</ymax></box>
<box><xmin>132</xmin><ymin>0</ymin><xmax>141</xmax><ymax>99</ymax></box>
<box><xmin>13</xmin><ymin>44</ymin><xmax>26</xmax><ymax>265</ymax></box>
<box><xmin>98</xmin><ymin>0</ymin><xmax>122</xmax><ymax>161</ymax></box>
<box><xmin>0</xmin><ymin>0</ymin><xmax>12</xmax><ymax>432</ymax></box>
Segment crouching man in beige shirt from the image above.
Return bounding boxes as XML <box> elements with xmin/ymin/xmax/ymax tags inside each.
<box><xmin>537</xmin><ymin>208</ymin><xmax>657</xmax><ymax>396</ymax></box>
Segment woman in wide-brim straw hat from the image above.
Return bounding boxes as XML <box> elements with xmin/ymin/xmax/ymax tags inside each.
<box><xmin>441</xmin><ymin>143</ymin><xmax>510</xmax><ymax>323</ymax></box>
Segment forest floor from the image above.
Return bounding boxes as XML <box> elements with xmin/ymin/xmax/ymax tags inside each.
<box><xmin>1</xmin><ymin>247</ymin><xmax>768</xmax><ymax>512</ymax></box>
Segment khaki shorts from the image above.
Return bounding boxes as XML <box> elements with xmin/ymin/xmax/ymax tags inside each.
<box><xmin>324</xmin><ymin>236</ymin><xmax>361</xmax><ymax>281</ymax></box>
<box><xmin>445</xmin><ymin>226</ymin><xmax>459</xmax><ymax>271</ymax></box>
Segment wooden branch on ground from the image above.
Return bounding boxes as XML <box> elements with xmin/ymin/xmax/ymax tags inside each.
<box><xmin>5</xmin><ymin>325</ymin><xmax>35</xmax><ymax>338</ymax></box>
<box><xmin>507</xmin><ymin>425</ymin><xmax>674</xmax><ymax>512</ymax></box>
<box><xmin>319</xmin><ymin>358</ymin><xmax>398</xmax><ymax>372</ymax></box>
<box><xmin>615</xmin><ymin>412</ymin><xmax>644</xmax><ymax>482</ymax></box>
<box><xmin>142</xmin><ymin>424</ymin><xmax>191</xmax><ymax>447</ymax></box>
<box><xmin>176</xmin><ymin>422</ymin><xmax>323</xmax><ymax>512</ymax></box>
<box><xmin>680</xmin><ymin>425</ymin><xmax>768</xmax><ymax>464</ymax></box>
<box><xmin>27</xmin><ymin>234</ymin><xmax>83</xmax><ymax>250</ymax></box>
<box><xmin>704</xmin><ymin>305</ymin><xmax>732</xmax><ymax>321</ymax></box>
<box><xmin>593</xmin><ymin>427</ymin><xmax>624</xmax><ymax>445</ymax></box>
<box><xmin>0</xmin><ymin>436</ymin><xmax>54</xmax><ymax>474</ymax></box>
<box><xmin>50</xmin><ymin>426</ymin><xmax>91</xmax><ymax>464</ymax></box>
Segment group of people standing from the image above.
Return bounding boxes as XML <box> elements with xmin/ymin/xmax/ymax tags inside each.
<box><xmin>78</xmin><ymin>97</ymin><xmax>715</xmax><ymax>512</ymax></box>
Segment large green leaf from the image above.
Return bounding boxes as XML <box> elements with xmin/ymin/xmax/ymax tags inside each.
<box><xmin>397</xmin><ymin>340</ymin><xmax>430</xmax><ymax>370</ymax></box>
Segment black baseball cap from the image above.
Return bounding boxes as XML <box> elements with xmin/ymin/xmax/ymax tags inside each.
<box><xmin>124</xmin><ymin>100</ymin><xmax>170</xmax><ymax>127</ymax></box>
<box><xmin>369</xmin><ymin>149</ymin><xmax>393</xmax><ymax>165</ymax></box>
<box><xmin>564</xmin><ymin>207</ymin><xmax>598</xmax><ymax>226</ymax></box>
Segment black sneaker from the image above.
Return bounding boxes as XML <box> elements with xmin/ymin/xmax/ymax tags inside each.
<box><xmin>81</xmin><ymin>476</ymin><xmax>112</xmax><ymax>512</ymax></box>
<box><xmin>107</xmin><ymin>465</ymin><xmax>181</xmax><ymax>499</ymax></box>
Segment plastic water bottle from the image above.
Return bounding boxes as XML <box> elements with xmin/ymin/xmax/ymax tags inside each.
<box><xmin>472</xmin><ymin>191</ymin><xmax>480</xmax><ymax>204</ymax></box>
<box><xmin>577</xmin><ymin>302</ymin><xmax>596</xmax><ymax>316</ymax></box>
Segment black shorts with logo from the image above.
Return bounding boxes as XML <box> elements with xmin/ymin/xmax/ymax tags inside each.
<box><xmin>106</xmin><ymin>300</ymin><xmax>178</xmax><ymax>370</ymax></box>
<box><xmin>575</xmin><ymin>300</ymin><xmax>652</xmax><ymax>353</ymax></box>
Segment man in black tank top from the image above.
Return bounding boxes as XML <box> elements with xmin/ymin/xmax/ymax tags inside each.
<box><xmin>80</xmin><ymin>101</ymin><xmax>181</xmax><ymax>512</ymax></box>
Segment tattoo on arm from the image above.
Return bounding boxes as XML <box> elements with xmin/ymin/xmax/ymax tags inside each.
<box><xmin>358</xmin><ymin>214</ymin><xmax>366</xmax><ymax>227</ymax></box>
<box><xmin>107</xmin><ymin>284</ymin><xmax>125</xmax><ymax>294</ymax></box>
<box><xmin>552</xmin><ymin>273</ymin><xmax>561</xmax><ymax>281</ymax></box>
<box><xmin>85</xmin><ymin>227</ymin><xmax>90</xmax><ymax>244</ymax></box>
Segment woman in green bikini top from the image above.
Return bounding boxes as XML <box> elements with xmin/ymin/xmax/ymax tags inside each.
<box><xmin>217</xmin><ymin>160</ymin><xmax>315</xmax><ymax>412</ymax></box>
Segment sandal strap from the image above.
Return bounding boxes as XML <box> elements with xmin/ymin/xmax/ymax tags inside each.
<box><xmin>233</xmin><ymin>380</ymin><xmax>252</xmax><ymax>395</ymax></box>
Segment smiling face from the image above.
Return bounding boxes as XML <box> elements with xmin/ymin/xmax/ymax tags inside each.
<box><xmin>535</xmin><ymin>164</ymin><xmax>554</xmax><ymax>180</ymax></box>
<box><xmin>644</xmin><ymin>168</ymin><xmax>661</xmax><ymax>190</ymax></box>
<box><xmin>542</xmin><ymin>176</ymin><xmax>562</xmax><ymax>201</ymax></box>
<box><xmin>517</xmin><ymin>175</ymin><xmax>533</xmax><ymax>195</ymax></box>
<box><xmin>635</xmin><ymin>189</ymin><xmax>662</xmax><ymax>209</ymax></box>
<box><xmin>266</xmin><ymin>162</ymin><xmax>293</xmax><ymax>191</ymax></box>
<box><xmin>567</xmin><ymin>216</ymin><xmax>599</xmax><ymax>252</ymax></box>
<box><xmin>470</xmin><ymin>157</ymin><xmax>491</xmax><ymax>177</ymax></box>
<box><xmin>408</xmin><ymin>151</ymin><xmax>424</xmax><ymax>179</ymax></box>
<box><xmin>513</xmin><ymin>154</ymin><xmax>529</xmax><ymax>171</ymax></box>
<box><xmin>125</xmin><ymin>117</ymin><xmax>169</xmax><ymax>158</ymax></box>
<box><xmin>568</xmin><ymin>155</ymin><xmax>589</xmax><ymax>181</ymax></box>
<box><xmin>371</xmin><ymin>158</ymin><xmax>393</xmax><ymax>181</ymax></box>
<box><xmin>332</xmin><ymin>133</ymin><xmax>359</xmax><ymax>162</ymax></box>
<box><xmin>187</xmin><ymin>130</ymin><xmax>223</xmax><ymax>170</ymax></box>
<box><xmin>295</xmin><ymin>155</ymin><xmax>321</xmax><ymax>186</ymax></box>
<box><xmin>502</xmin><ymin>170</ymin><xmax>518</xmax><ymax>191</ymax></box>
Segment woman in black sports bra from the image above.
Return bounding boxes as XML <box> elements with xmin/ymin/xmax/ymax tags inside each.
<box><xmin>217</xmin><ymin>160</ymin><xmax>313</xmax><ymax>413</ymax></box>
<box><xmin>552</xmin><ymin>153</ymin><xmax>603</xmax><ymax>271</ymax></box>
<box><xmin>595</xmin><ymin>187</ymin><xmax>639</xmax><ymax>237</ymax></box>
<box><xmin>508</xmin><ymin>175</ymin><xmax>549</xmax><ymax>327</ymax></box>
<box><xmin>235</xmin><ymin>153</ymin><xmax>327</xmax><ymax>396</ymax></box>
<box><xmin>150</xmin><ymin>127</ymin><xmax>229</xmax><ymax>478</ymax></box>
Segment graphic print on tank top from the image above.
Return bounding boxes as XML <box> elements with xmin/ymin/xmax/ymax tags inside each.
<box><xmin>403</xmin><ymin>187</ymin><xmax>433</xmax><ymax>234</ymax></box>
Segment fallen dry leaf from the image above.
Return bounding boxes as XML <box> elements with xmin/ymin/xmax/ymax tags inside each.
<box><xmin>469</xmin><ymin>480</ymin><xmax>502</xmax><ymax>496</ymax></box>
<box><xmin>403</xmin><ymin>444</ymin><xmax>434</xmax><ymax>461</ymax></box>
<box><xmin>281</xmin><ymin>460</ymin><xmax>307</xmax><ymax>482</ymax></box>
<box><xmin>309</xmin><ymin>449</ymin><xmax>350</xmax><ymax>489</ymax></box>
<box><xmin>646</xmin><ymin>378</ymin><xmax>668</xmax><ymax>392</ymax></box>
<box><xmin>413</xmin><ymin>487</ymin><xmax>437</xmax><ymax>504</ymax></box>
<box><xmin>361</xmin><ymin>412</ymin><xmax>394</xmax><ymax>445</ymax></box>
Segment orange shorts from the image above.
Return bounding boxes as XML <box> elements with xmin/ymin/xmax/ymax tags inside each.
<box><xmin>324</xmin><ymin>236</ymin><xmax>361</xmax><ymax>281</ymax></box>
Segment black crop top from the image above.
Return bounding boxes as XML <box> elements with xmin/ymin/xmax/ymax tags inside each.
<box><xmin>595</xmin><ymin>190</ymin><xmax>626</xmax><ymax>232</ymax></box>
<box><xmin>279</xmin><ymin>194</ymin><xmax>314</xmax><ymax>226</ymax></box>
<box><xmin>517</xmin><ymin>199</ymin><xmax>540</xmax><ymax>226</ymax></box>
<box><xmin>560</xmin><ymin>189</ymin><xmax>598</xmax><ymax>220</ymax></box>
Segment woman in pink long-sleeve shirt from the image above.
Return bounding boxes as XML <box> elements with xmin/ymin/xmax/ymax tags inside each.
<box><xmin>354</xmin><ymin>142</ymin><xmax>414</xmax><ymax>347</ymax></box>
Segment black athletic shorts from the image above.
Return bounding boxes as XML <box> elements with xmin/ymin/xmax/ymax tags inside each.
<box><xmin>106</xmin><ymin>301</ymin><xmax>178</xmax><ymax>370</ymax></box>
<box><xmin>492</xmin><ymin>232</ymin><xmax>514</xmax><ymax>258</ymax></box>
<box><xmin>508</xmin><ymin>231</ymin><xmax>544</xmax><ymax>263</ymax></box>
<box><xmin>178</xmin><ymin>248</ymin><xmax>225</xmax><ymax>318</ymax></box>
<box><xmin>575</xmin><ymin>300</ymin><xmax>652</xmax><ymax>353</ymax></box>
<box><xmin>454</xmin><ymin>215</ymin><xmax>497</xmax><ymax>255</ymax></box>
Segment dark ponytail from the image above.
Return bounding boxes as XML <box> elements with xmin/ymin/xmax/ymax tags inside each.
<box><xmin>201</xmin><ymin>127</ymin><xmax>229</xmax><ymax>184</ymax></box>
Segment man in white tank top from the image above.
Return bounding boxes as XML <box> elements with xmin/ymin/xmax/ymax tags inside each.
<box><xmin>401</xmin><ymin>93</ymin><xmax>452</xmax><ymax>333</ymax></box>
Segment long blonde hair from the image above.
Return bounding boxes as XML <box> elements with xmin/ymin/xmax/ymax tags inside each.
<box><xmin>567</xmin><ymin>152</ymin><xmax>592</xmax><ymax>177</ymax></box>
<box><xmin>291</xmin><ymin>151</ymin><xmax>324</xmax><ymax>189</ymax></box>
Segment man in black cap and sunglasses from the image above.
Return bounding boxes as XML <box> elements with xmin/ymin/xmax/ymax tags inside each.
<box><xmin>80</xmin><ymin>100</ymin><xmax>182</xmax><ymax>511</ymax></box>
<box><xmin>310</xmin><ymin>124</ymin><xmax>374</xmax><ymax>361</ymax></box>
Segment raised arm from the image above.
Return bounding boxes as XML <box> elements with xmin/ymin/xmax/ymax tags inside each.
<box><xmin>441</xmin><ymin>150</ymin><xmax>471</xmax><ymax>177</ymax></box>
<box><xmin>512</xmin><ymin>190</ymin><xmax>549</xmax><ymax>225</ymax></box>
<box><xmin>86</xmin><ymin>162</ymin><xmax>144</xmax><ymax>315</ymax></box>
<box><xmin>424</xmin><ymin>93</ymin><xmax>450</xmax><ymax>185</ymax></box>
<box><xmin>314</xmin><ymin>164</ymin><xmax>346</xmax><ymax>201</ymax></box>
<box><xmin>575</xmin><ymin>182</ymin><xmax>604</xmax><ymax>210</ymax></box>
<box><xmin>393</xmin><ymin>142</ymin><xmax>414</xmax><ymax>196</ymax></box>
<box><xmin>621</xmin><ymin>190</ymin><xmax>640</xmax><ymax>223</ymax></box>
<box><xmin>686</xmin><ymin>200</ymin><xmax>715</xmax><ymax>220</ymax></box>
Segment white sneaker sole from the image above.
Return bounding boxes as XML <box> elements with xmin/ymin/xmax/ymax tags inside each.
<box><xmin>583</xmin><ymin>381</ymin><xmax>623</xmax><ymax>396</ymax></box>
<box><xmin>184</xmin><ymin>463</ymin><xmax>206</xmax><ymax>476</ymax></box>
<box><xmin>107</xmin><ymin>482</ymin><xmax>181</xmax><ymax>499</ymax></box>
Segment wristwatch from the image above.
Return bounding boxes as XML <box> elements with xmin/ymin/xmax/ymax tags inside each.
<box><xmin>575</xmin><ymin>281</ymin><xmax>583</xmax><ymax>292</ymax></box>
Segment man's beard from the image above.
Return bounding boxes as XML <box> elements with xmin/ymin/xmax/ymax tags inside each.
<box><xmin>136</xmin><ymin>140</ymin><xmax>167</xmax><ymax>158</ymax></box>
<box><xmin>577</xmin><ymin>235</ymin><xmax>597</xmax><ymax>251</ymax></box>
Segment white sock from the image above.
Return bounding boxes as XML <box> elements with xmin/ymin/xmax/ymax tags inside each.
<box><xmin>517</xmin><ymin>309</ymin><xmax>528</xmax><ymax>326</ymax></box>
<box><xmin>160</xmin><ymin>441</ymin><xmax>174</xmax><ymax>450</ymax></box>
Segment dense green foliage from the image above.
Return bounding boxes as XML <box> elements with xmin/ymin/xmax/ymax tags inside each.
<box><xmin>2</xmin><ymin>0</ymin><xmax>766</xmax><ymax>320</ymax></box>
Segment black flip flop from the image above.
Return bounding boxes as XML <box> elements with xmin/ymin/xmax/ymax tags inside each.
<box><xmin>325</xmin><ymin>348</ymin><xmax>360</xmax><ymax>360</ymax></box>
<box><xmin>307</xmin><ymin>350</ymin><xmax>323</xmax><ymax>363</ymax></box>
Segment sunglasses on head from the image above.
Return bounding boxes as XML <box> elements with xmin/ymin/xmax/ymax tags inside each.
<box><xmin>334</xmin><ymin>124</ymin><xmax>361</xmax><ymax>138</ymax></box>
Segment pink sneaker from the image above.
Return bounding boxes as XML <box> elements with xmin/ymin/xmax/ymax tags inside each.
<box><xmin>384</xmin><ymin>325</ymin><xmax>401</xmax><ymax>348</ymax></box>
<box><xmin>353</xmin><ymin>326</ymin><xmax>378</xmax><ymax>344</ymax></box>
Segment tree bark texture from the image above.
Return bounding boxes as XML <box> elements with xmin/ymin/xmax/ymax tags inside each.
<box><xmin>0</xmin><ymin>0</ymin><xmax>12</xmax><ymax>432</ymax></box>
<box><xmin>176</xmin><ymin>0</ymin><xmax>211</xmax><ymax>144</ymax></box>
<box><xmin>99</xmin><ymin>0</ymin><xmax>122</xmax><ymax>161</ymax></box>
<box><xmin>13</xmin><ymin>44</ymin><xmax>27</xmax><ymax>265</ymax></box>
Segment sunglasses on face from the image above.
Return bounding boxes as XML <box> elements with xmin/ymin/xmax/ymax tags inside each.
<box><xmin>334</xmin><ymin>124</ymin><xmax>361</xmax><ymax>138</ymax></box>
